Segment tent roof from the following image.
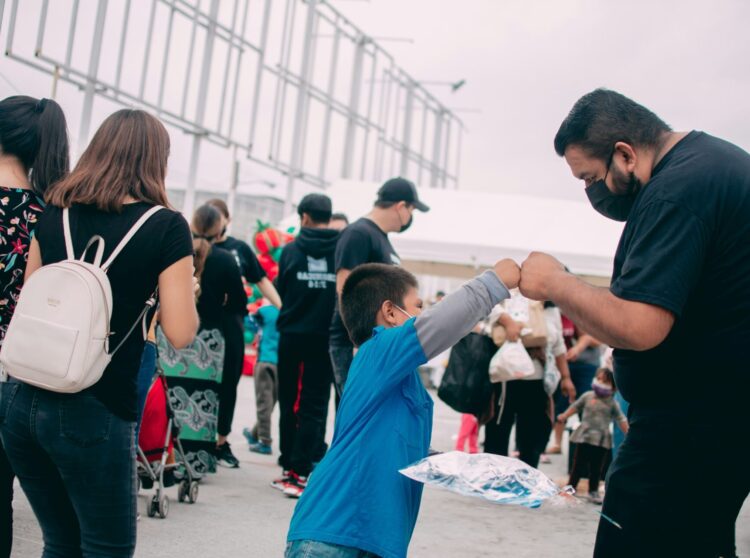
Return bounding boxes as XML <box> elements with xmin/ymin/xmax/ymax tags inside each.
<box><xmin>285</xmin><ymin>180</ymin><xmax>624</xmax><ymax>278</ymax></box>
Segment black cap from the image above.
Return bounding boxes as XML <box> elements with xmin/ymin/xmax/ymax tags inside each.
<box><xmin>298</xmin><ymin>193</ymin><xmax>333</xmax><ymax>219</ymax></box>
<box><xmin>376</xmin><ymin>177</ymin><xmax>430</xmax><ymax>212</ymax></box>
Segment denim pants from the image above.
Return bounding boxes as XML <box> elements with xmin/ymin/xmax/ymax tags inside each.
<box><xmin>285</xmin><ymin>540</ymin><xmax>381</xmax><ymax>558</ymax></box>
<box><xmin>0</xmin><ymin>380</ymin><xmax>137</xmax><ymax>558</ymax></box>
<box><xmin>0</xmin><ymin>440</ymin><xmax>12</xmax><ymax>558</ymax></box>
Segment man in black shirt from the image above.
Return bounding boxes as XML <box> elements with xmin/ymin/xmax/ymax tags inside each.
<box><xmin>273</xmin><ymin>194</ymin><xmax>340</xmax><ymax>498</ymax></box>
<box><xmin>519</xmin><ymin>89</ymin><xmax>750</xmax><ymax>557</ymax></box>
<box><xmin>206</xmin><ymin>199</ymin><xmax>281</xmax><ymax>468</ymax></box>
<box><xmin>328</xmin><ymin>177</ymin><xmax>430</xmax><ymax>394</ymax></box>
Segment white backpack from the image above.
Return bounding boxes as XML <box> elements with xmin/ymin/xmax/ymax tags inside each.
<box><xmin>0</xmin><ymin>206</ymin><xmax>163</xmax><ymax>393</ymax></box>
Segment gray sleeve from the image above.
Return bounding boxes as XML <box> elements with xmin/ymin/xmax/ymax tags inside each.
<box><xmin>414</xmin><ymin>271</ymin><xmax>510</xmax><ymax>360</ymax></box>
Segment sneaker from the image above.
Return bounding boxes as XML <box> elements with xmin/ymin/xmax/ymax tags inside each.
<box><xmin>242</xmin><ymin>427</ymin><xmax>259</xmax><ymax>446</ymax></box>
<box><xmin>540</xmin><ymin>454</ymin><xmax>552</xmax><ymax>464</ymax></box>
<box><xmin>589</xmin><ymin>492</ymin><xmax>603</xmax><ymax>505</ymax></box>
<box><xmin>215</xmin><ymin>442</ymin><xmax>240</xmax><ymax>468</ymax></box>
<box><xmin>272</xmin><ymin>470</ymin><xmax>293</xmax><ymax>491</ymax></box>
<box><xmin>283</xmin><ymin>472</ymin><xmax>308</xmax><ymax>499</ymax></box>
<box><xmin>250</xmin><ymin>442</ymin><xmax>272</xmax><ymax>455</ymax></box>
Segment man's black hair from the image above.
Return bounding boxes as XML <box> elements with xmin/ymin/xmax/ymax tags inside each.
<box><xmin>331</xmin><ymin>212</ymin><xmax>349</xmax><ymax>224</ymax></box>
<box><xmin>554</xmin><ymin>89</ymin><xmax>672</xmax><ymax>161</ymax></box>
<box><xmin>302</xmin><ymin>209</ymin><xmax>332</xmax><ymax>224</ymax></box>
<box><xmin>341</xmin><ymin>263</ymin><xmax>418</xmax><ymax>347</ymax></box>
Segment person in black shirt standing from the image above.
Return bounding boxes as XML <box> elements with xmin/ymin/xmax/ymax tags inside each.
<box><xmin>273</xmin><ymin>194</ymin><xmax>340</xmax><ymax>498</ymax></box>
<box><xmin>329</xmin><ymin>178</ymin><xmax>430</xmax><ymax>394</ymax></box>
<box><xmin>206</xmin><ymin>199</ymin><xmax>281</xmax><ymax>468</ymax></box>
<box><xmin>520</xmin><ymin>89</ymin><xmax>750</xmax><ymax>558</ymax></box>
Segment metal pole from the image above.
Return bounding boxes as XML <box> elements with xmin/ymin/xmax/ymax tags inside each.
<box><xmin>430</xmin><ymin>109</ymin><xmax>444</xmax><ymax>187</ymax></box>
<box><xmin>399</xmin><ymin>79</ymin><xmax>415</xmax><ymax>176</ymax></box>
<box><xmin>34</xmin><ymin>0</ymin><xmax>49</xmax><ymax>56</ymax></box>
<box><xmin>77</xmin><ymin>0</ymin><xmax>108</xmax><ymax>156</ymax></box>
<box><xmin>455</xmin><ymin>124</ymin><xmax>463</xmax><ymax>189</ymax></box>
<box><xmin>64</xmin><ymin>0</ymin><xmax>81</xmax><ymax>77</ymax></box>
<box><xmin>442</xmin><ymin>117</ymin><xmax>452</xmax><ymax>188</ymax></box>
<box><xmin>227</xmin><ymin>146</ymin><xmax>239</xmax><ymax>231</ymax></box>
<box><xmin>341</xmin><ymin>34</ymin><xmax>366</xmax><ymax>179</ymax></box>
<box><xmin>246</xmin><ymin>0</ymin><xmax>271</xmax><ymax>149</ymax></box>
<box><xmin>183</xmin><ymin>0</ymin><xmax>220</xmax><ymax>216</ymax></box>
<box><xmin>317</xmin><ymin>23</ymin><xmax>341</xmax><ymax>179</ymax></box>
<box><xmin>284</xmin><ymin>0</ymin><xmax>318</xmax><ymax>217</ymax></box>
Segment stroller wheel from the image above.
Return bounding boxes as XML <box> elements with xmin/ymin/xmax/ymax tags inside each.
<box><xmin>147</xmin><ymin>496</ymin><xmax>158</xmax><ymax>518</ymax></box>
<box><xmin>158</xmin><ymin>495</ymin><xmax>169</xmax><ymax>519</ymax></box>
<box><xmin>178</xmin><ymin>481</ymin><xmax>188</xmax><ymax>503</ymax></box>
<box><xmin>188</xmin><ymin>481</ymin><xmax>199</xmax><ymax>504</ymax></box>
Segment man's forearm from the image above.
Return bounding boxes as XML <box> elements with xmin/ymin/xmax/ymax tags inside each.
<box><xmin>258</xmin><ymin>278</ymin><xmax>282</xmax><ymax>309</ymax></box>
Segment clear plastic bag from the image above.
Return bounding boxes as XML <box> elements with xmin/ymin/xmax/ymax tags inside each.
<box><xmin>400</xmin><ymin>451</ymin><xmax>575</xmax><ymax>509</ymax></box>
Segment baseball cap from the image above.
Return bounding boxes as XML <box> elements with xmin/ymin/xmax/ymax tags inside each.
<box><xmin>376</xmin><ymin>177</ymin><xmax>430</xmax><ymax>212</ymax></box>
<box><xmin>297</xmin><ymin>193</ymin><xmax>333</xmax><ymax>218</ymax></box>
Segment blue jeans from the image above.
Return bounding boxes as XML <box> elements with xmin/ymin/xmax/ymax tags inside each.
<box><xmin>285</xmin><ymin>540</ymin><xmax>381</xmax><ymax>558</ymax></box>
<box><xmin>0</xmin><ymin>381</ymin><xmax>137</xmax><ymax>558</ymax></box>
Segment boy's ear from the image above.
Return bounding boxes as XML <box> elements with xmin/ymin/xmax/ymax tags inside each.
<box><xmin>381</xmin><ymin>300</ymin><xmax>398</xmax><ymax>326</ymax></box>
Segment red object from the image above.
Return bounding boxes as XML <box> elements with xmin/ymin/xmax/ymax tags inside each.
<box><xmin>258</xmin><ymin>253</ymin><xmax>279</xmax><ymax>281</ymax></box>
<box><xmin>243</xmin><ymin>353</ymin><xmax>256</xmax><ymax>376</ymax></box>
<box><xmin>138</xmin><ymin>375</ymin><xmax>174</xmax><ymax>463</ymax></box>
<box><xmin>455</xmin><ymin>414</ymin><xmax>479</xmax><ymax>454</ymax></box>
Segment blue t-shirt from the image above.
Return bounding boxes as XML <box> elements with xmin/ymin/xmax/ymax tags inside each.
<box><xmin>254</xmin><ymin>305</ymin><xmax>280</xmax><ymax>365</ymax></box>
<box><xmin>287</xmin><ymin>318</ymin><xmax>431</xmax><ymax>558</ymax></box>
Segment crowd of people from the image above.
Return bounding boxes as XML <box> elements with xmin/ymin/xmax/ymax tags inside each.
<box><xmin>0</xmin><ymin>86</ymin><xmax>748</xmax><ymax>558</ymax></box>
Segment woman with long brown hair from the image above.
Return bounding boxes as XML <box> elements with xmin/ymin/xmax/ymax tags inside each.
<box><xmin>0</xmin><ymin>109</ymin><xmax>198</xmax><ymax>557</ymax></box>
<box><xmin>0</xmin><ymin>95</ymin><xmax>69</xmax><ymax>558</ymax></box>
<box><xmin>157</xmin><ymin>203</ymin><xmax>246</xmax><ymax>474</ymax></box>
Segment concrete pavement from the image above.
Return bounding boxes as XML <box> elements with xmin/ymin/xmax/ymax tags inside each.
<box><xmin>9</xmin><ymin>376</ymin><xmax>750</xmax><ymax>557</ymax></box>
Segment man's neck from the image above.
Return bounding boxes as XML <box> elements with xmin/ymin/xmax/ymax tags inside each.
<box><xmin>652</xmin><ymin>131</ymin><xmax>690</xmax><ymax>170</ymax></box>
<box><xmin>366</xmin><ymin>208</ymin><xmax>394</xmax><ymax>234</ymax></box>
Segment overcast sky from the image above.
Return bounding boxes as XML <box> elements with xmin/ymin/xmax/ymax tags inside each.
<box><xmin>2</xmin><ymin>0</ymin><xmax>749</xmax><ymax>203</ymax></box>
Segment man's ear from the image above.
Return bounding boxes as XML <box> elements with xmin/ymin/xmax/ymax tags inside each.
<box><xmin>614</xmin><ymin>141</ymin><xmax>638</xmax><ymax>173</ymax></box>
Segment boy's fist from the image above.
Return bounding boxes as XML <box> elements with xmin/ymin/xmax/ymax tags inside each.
<box><xmin>494</xmin><ymin>259</ymin><xmax>521</xmax><ymax>290</ymax></box>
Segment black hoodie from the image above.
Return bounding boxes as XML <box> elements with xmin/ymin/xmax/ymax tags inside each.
<box><xmin>276</xmin><ymin>227</ymin><xmax>340</xmax><ymax>334</ymax></box>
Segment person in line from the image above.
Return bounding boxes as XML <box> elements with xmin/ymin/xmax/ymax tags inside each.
<box><xmin>329</xmin><ymin>213</ymin><xmax>349</xmax><ymax>231</ymax></box>
<box><xmin>455</xmin><ymin>414</ymin><xmax>479</xmax><ymax>454</ymax></box>
<box><xmin>519</xmin><ymin>88</ymin><xmax>750</xmax><ymax>557</ymax></box>
<box><xmin>557</xmin><ymin>367</ymin><xmax>628</xmax><ymax>504</ymax></box>
<box><xmin>159</xmin><ymin>204</ymin><xmax>247</xmax><ymax>474</ymax></box>
<box><xmin>286</xmin><ymin>259</ymin><xmax>519</xmax><ymax>558</ymax></box>
<box><xmin>329</xmin><ymin>177</ymin><xmax>429</xmax><ymax>395</ymax></box>
<box><xmin>272</xmin><ymin>194</ymin><xmax>340</xmax><ymax>498</ymax></box>
<box><xmin>243</xmin><ymin>303</ymin><xmax>280</xmax><ymax>455</ymax></box>
<box><xmin>0</xmin><ymin>109</ymin><xmax>197</xmax><ymax>557</ymax></box>
<box><xmin>206</xmin><ymin>198</ymin><xmax>280</xmax><ymax>467</ymax></box>
<box><xmin>0</xmin><ymin>95</ymin><xmax>69</xmax><ymax>558</ymax></box>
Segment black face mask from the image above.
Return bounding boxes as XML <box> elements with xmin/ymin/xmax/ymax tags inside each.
<box><xmin>220</xmin><ymin>227</ymin><xmax>227</xmax><ymax>238</ymax></box>
<box><xmin>398</xmin><ymin>206</ymin><xmax>414</xmax><ymax>233</ymax></box>
<box><xmin>585</xmin><ymin>150</ymin><xmax>641</xmax><ymax>222</ymax></box>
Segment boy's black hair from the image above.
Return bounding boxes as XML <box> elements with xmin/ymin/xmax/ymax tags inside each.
<box><xmin>554</xmin><ymin>88</ymin><xmax>671</xmax><ymax>162</ymax></box>
<box><xmin>597</xmin><ymin>367</ymin><xmax>617</xmax><ymax>392</ymax></box>
<box><xmin>341</xmin><ymin>263</ymin><xmax>418</xmax><ymax>347</ymax></box>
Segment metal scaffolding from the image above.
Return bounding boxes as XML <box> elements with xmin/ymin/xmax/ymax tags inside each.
<box><xmin>3</xmin><ymin>0</ymin><xmax>464</xmax><ymax>215</ymax></box>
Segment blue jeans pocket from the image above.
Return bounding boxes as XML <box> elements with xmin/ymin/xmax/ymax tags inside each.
<box><xmin>0</xmin><ymin>382</ymin><xmax>20</xmax><ymax>426</ymax></box>
<box><xmin>59</xmin><ymin>394</ymin><xmax>112</xmax><ymax>447</ymax></box>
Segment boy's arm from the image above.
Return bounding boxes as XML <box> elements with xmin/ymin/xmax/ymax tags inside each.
<box><xmin>414</xmin><ymin>262</ymin><xmax>516</xmax><ymax>360</ymax></box>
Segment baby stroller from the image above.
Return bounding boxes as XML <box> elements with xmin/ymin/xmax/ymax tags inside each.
<box><xmin>137</xmin><ymin>368</ymin><xmax>201</xmax><ymax>519</ymax></box>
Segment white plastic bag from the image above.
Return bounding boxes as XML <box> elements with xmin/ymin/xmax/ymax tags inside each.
<box><xmin>489</xmin><ymin>341</ymin><xmax>535</xmax><ymax>383</ymax></box>
<box><xmin>543</xmin><ymin>352</ymin><xmax>561</xmax><ymax>395</ymax></box>
<box><xmin>400</xmin><ymin>451</ymin><xmax>573</xmax><ymax>508</ymax></box>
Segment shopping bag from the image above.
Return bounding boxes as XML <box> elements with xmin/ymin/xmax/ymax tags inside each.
<box><xmin>489</xmin><ymin>340</ymin><xmax>535</xmax><ymax>383</ymax></box>
<box><xmin>438</xmin><ymin>333</ymin><xmax>496</xmax><ymax>416</ymax></box>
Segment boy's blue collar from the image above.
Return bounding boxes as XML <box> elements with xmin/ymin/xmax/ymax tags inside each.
<box><xmin>370</xmin><ymin>317</ymin><xmax>417</xmax><ymax>338</ymax></box>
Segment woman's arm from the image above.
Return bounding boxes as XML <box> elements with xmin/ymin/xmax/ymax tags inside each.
<box><xmin>25</xmin><ymin>238</ymin><xmax>43</xmax><ymax>280</ymax></box>
<box><xmin>158</xmin><ymin>255</ymin><xmax>199</xmax><ymax>349</ymax></box>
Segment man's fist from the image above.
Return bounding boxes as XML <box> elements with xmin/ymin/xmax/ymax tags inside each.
<box><xmin>494</xmin><ymin>259</ymin><xmax>521</xmax><ymax>290</ymax></box>
<box><xmin>519</xmin><ymin>252</ymin><xmax>566</xmax><ymax>301</ymax></box>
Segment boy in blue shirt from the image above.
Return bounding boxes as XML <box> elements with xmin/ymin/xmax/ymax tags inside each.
<box><xmin>286</xmin><ymin>259</ymin><xmax>520</xmax><ymax>558</ymax></box>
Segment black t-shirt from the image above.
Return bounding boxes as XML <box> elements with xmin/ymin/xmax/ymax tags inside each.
<box><xmin>196</xmin><ymin>246</ymin><xmax>247</xmax><ymax>331</ymax></box>
<box><xmin>214</xmin><ymin>236</ymin><xmax>266</xmax><ymax>284</ymax></box>
<box><xmin>35</xmin><ymin>202</ymin><xmax>193</xmax><ymax>421</ymax></box>
<box><xmin>276</xmin><ymin>227</ymin><xmax>339</xmax><ymax>335</ymax></box>
<box><xmin>611</xmin><ymin>131</ymin><xmax>750</xmax><ymax>419</ymax></box>
<box><xmin>329</xmin><ymin>218</ymin><xmax>400</xmax><ymax>345</ymax></box>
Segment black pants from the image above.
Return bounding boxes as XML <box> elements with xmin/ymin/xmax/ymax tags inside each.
<box><xmin>594</xmin><ymin>409</ymin><xmax>749</xmax><ymax>558</ymax></box>
<box><xmin>569</xmin><ymin>442</ymin><xmax>608</xmax><ymax>494</ymax></box>
<box><xmin>278</xmin><ymin>333</ymin><xmax>333</xmax><ymax>476</ymax></box>
<box><xmin>484</xmin><ymin>379</ymin><xmax>551</xmax><ymax>468</ymax></box>
<box><xmin>218</xmin><ymin>315</ymin><xmax>246</xmax><ymax>437</ymax></box>
<box><xmin>0</xmin><ymin>441</ymin><xmax>13</xmax><ymax>558</ymax></box>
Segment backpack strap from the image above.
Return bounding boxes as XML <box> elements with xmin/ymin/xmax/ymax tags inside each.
<box><xmin>108</xmin><ymin>289</ymin><xmax>158</xmax><ymax>356</ymax></box>
<box><xmin>101</xmin><ymin>206</ymin><xmax>164</xmax><ymax>272</ymax></box>
<box><xmin>62</xmin><ymin>208</ymin><xmax>75</xmax><ymax>260</ymax></box>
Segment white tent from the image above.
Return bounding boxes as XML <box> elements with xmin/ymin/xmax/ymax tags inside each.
<box><xmin>284</xmin><ymin>180</ymin><xmax>624</xmax><ymax>282</ymax></box>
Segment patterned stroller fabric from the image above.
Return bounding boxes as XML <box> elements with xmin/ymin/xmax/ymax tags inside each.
<box><xmin>156</xmin><ymin>326</ymin><xmax>225</xmax><ymax>475</ymax></box>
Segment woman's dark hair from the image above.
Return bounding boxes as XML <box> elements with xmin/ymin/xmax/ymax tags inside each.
<box><xmin>206</xmin><ymin>198</ymin><xmax>230</xmax><ymax>219</ymax></box>
<box><xmin>554</xmin><ymin>89</ymin><xmax>672</xmax><ymax>161</ymax></box>
<box><xmin>341</xmin><ymin>263</ymin><xmax>418</xmax><ymax>347</ymax></box>
<box><xmin>191</xmin><ymin>204</ymin><xmax>223</xmax><ymax>280</ymax></box>
<box><xmin>0</xmin><ymin>95</ymin><xmax>70</xmax><ymax>195</ymax></box>
<box><xmin>46</xmin><ymin>109</ymin><xmax>170</xmax><ymax>211</ymax></box>
<box><xmin>597</xmin><ymin>367</ymin><xmax>617</xmax><ymax>392</ymax></box>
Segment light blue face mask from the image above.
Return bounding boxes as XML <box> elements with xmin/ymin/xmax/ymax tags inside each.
<box><xmin>392</xmin><ymin>303</ymin><xmax>414</xmax><ymax>320</ymax></box>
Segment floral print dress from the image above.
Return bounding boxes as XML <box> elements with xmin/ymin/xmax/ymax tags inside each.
<box><xmin>0</xmin><ymin>187</ymin><xmax>44</xmax><ymax>344</ymax></box>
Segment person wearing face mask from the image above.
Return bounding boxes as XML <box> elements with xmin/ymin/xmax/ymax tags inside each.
<box><xmin>557</xmin><ymin>367</ymin><xmax>628</xmax><ymax>505</ymax></box>
<box><xmin>328</xmin><ymin>177</ymin><xmax>429</xmax><ymax>396</ymax></box>
<box><xmin>519</xmin><ymin>88</ymin><xmax>750</xmax><ymax>558</ymax></box>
